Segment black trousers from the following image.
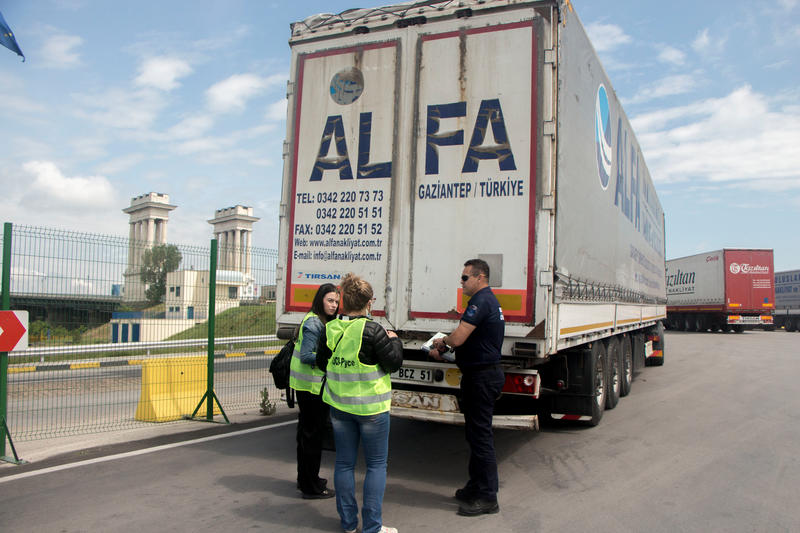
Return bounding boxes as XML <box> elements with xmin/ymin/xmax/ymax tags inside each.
<box><xmin>295</xmin><ymin>389</ymin><xmax>330</xmax><ymax>494</ymax></box>
<box><xmin>459</xmin><ymin>364</ymin><xmax>505</xmax><ymax>501</ymax></box>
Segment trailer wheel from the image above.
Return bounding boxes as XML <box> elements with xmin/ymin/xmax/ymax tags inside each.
<box><xmin>734</xmin><ymin>325</ymin><xmax>745</xmax><ymax>333</ymax></box>
<box><xmin>787</xmin><ymin>318</ymin><xmax>797</xmax><ymax>332</ymax></box>
<box><xmin>605</xmin><ymin>337</ymin><xmax>621</xmax><ymax>409</ymax></box>
<box><xmin>586</xmin><ymin>342</ymin><xmax>607</xmax><ymax>426</ymax></box>
<box><xmin>721</xmin><ymin>323</ymin><xmax>732</xmax><ymax>333</ymax></box>
<box><xmin>619</xmin><ymin>335</ymin><xmax>633</xmax><ymax>397</ymax></box>
<box><xmin>695</xmin><ymin>316</ymin><xmax>707</xmax><ymax>332</ymax></box>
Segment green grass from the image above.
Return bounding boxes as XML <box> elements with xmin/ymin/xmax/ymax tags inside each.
<box><xmin>166</xmin><ymin>302</ymin><xmax>277</xmax><ymax>340</ymax></box>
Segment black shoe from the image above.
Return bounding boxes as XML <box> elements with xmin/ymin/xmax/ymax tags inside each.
<box><xmin>454</xmin><ymin>488</ymin><xmax>474</xmax><ymax>502</ymax></box>
<box><xmin>297</xmin><ymin>478</ymin><xmax>328</xmax><ymax>492</ymax></box>
<box><xmin>302</xmin><ymin>488</ymin><xmax>336</xmax><ymax>500</ymax></box>
<box><xmin>457</xmin><ymin>498</ymin><xmax>499</xmax><ymax>516</ymax></box>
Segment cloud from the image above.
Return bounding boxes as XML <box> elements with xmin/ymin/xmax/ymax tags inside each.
<box><xmin>206</xmin><ymin>73</ymin><xmax>285</xmax><ymax>113</ymax></box>
<box><xmin>657</xmin><ymin>46</ymin><xmax>685</xmax><ymax>66</ymax></box>
<box><xmin>266</xmin><ymin>98</ymin><xmax>287</xmax><ymax>121</ymax></box>
<box><xmin>585</xmin><ymin>22</ymin><xmax>631</xmax><ymax>53</ymax></box>
<box><xmin>165</xmin><ymin>115</ymin><xmax>214</xmax><ymax>140</ymax></box>
<box><xmin>626</xmin><ymin>74</ymin><xmax>697</xmax><ymax>105</ymax></box>
<box><xmin>777</xmin><ymin>0</ymin><xmax>797</xmax><ymax>9</ymax></box>
<box><xmin>40</xmin><ymin>33</ymin><xmax>83</xmax><ymax>68</ymax></box>
<box><xmin>632</xmin><ymin>86</ymin><xmax>800</xmax><ymax>187</ymax></box>
<box><xmin>73</xmin><ymin>87</ymin><xmax>166</xmax><ymax>131</ymax></box>
<box><xmin>692</xmin><ymin>28</ymin><xmax>726</xmax><ymax>56</ymax></box>
<box><xmin>135</xmin><ymin>57</ymin><xmax>193</xmax><ymax>91</ymax></box>
<box><xmin>95</xmin><ymin>154</ymin><xmax>144</xmax><ymax>175</ymax></box>
<box><xmin>21</xmin><ymin>160</ymin><xmax>117</xmax><ymax>209</ymax></box>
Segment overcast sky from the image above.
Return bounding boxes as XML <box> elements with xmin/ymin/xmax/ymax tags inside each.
<box><xmin>1</xmin><ymin>0</ymin><xmax>798</xmax><ymax>270</ymax></box>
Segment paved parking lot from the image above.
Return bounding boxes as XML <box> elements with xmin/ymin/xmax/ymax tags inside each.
<box><xmin>2</xmin><ymin>330</ymin><xmax>799</xmax><ymax>532</ymax></box>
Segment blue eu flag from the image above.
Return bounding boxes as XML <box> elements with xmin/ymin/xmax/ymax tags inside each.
<box><xmin>0</xmin><ymin>10</ymin><xmax>25</xmax><ymax>61</ymax></box>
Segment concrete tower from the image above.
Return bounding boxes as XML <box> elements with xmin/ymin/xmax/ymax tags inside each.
<box><xmin>123</xmin><ymin>192</ymin><xmax>177</xmax><ymax>301</ymax></box>
<box><xmin>208</xmin><ymin>206</ymin><xmax>259</xmax><ymax>275</ymax></box>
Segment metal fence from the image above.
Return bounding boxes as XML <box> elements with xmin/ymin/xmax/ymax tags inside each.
<box><xmin>1</xmin><ymin>223</ymin><xmax>284</xmax><ymax>449</ymax></box>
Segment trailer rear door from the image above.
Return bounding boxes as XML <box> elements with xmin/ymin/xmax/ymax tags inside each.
<box><xmin>724</xmin><ymin>250</ymin><xmax>774</xmax><ymax>313</ymax></box>
<box><xmin>404</xmin><ymin>18</ymin><xmax>539</xmax><ymax>326</ymax></box>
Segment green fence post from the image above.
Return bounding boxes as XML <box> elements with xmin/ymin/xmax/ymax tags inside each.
<box><xmin>206</xmin><ymin>239</ymin><xmax>217</xmax><ymax>421</ymax></box>
<box><xmin>1</xmin><ymin>222</ymin><xmax>25</xmax><ymax>464</ymax></box>
<box><xmin>1</xmin><ymin>222</ymin><xmax>10</xmax><ymax>459</ymax></box>
<box><xmin>189</xmin><ymin>238</ymin><xmax>228</xmax><ymax>423</ymax></box>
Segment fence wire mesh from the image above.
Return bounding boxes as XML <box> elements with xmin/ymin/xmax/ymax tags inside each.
<box><xmin>2</xmin><ymin>224</ymin><xmax>284</xmax><ymax>442</ymax></box>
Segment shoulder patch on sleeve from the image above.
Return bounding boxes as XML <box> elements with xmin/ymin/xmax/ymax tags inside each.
<box><xmin>463</xmin><ymin>303</ymin><xmax>479</xmax><ymax>320</ymax></box>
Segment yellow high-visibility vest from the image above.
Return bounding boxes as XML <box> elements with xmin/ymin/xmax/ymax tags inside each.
<box><xmin>322</xmin><ymin>317</ymin><xmax>391</xmax><ymax>416</ymax></box>
<box><xmin>289</xmin><ymin>311</ymin><xmax>325</xmax><ymax>394</ymax></box>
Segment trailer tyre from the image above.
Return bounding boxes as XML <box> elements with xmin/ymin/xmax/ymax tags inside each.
<box><xmin>585</xmin><ymin>342</ymin><xmax>607</xmax><ymax>426</ymax></box>
<box><xmin>619</xmin><ymin>335</ymin><xmax>633</xmax><ymax>397</ymax></box>
<box><xmin>605</xmin><ymin>337</ymin><xmax>621</xmax><ymax>409</ymax></box>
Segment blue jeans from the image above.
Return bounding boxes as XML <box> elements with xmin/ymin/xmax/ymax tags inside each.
<box><xmin>330</xmin><ymin>407</ymin><xmax>390</xmax><ymax>533</ymax></box>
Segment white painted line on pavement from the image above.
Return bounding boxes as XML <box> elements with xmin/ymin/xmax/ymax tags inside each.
<box><xmin>0</xmin><ymin>419</ymin><xmax>297</xmax><ymax>484</ymax></box>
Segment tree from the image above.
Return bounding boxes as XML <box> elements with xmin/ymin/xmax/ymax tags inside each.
<box><xmin>140</xmin><ymin>244</ymin><xmax>182</xmax><ymax>305</ymax></box>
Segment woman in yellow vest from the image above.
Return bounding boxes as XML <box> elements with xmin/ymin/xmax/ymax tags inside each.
<box><xmin>316</xmin><ymin>273</ymin><xmax>403</xmax><ymax>533</ymax></box>
<box><xmin>291</xmin><ymin>283</ymin><xmax>339</xmax><ymax>499</ymax></box>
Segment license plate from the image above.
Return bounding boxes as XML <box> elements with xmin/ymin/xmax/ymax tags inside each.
<box><xmin>391</xmin><ymin>366</ymin><xmax>434</xmax><ymax>384</ymax></box>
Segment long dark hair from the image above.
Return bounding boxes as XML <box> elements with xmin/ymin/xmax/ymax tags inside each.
<box><xmin>310</xmin><ymin>283</ymin><xmax>339</xmax><ymax>322</ymax></box>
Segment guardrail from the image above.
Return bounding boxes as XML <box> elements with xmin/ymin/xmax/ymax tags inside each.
<box><xmin>9</xmin><ymin>335</ymin><xmax>279</xmax><ymax>359</ymax></box>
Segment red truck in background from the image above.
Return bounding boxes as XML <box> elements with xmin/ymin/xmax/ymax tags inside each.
<box><xmin>666</xmin><ymin>249</ymin><xmax>774</xmax><ymax>332</ymax></box>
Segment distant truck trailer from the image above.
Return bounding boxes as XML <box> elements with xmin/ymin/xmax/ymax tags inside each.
<box><xmin>774</xmin><ymin>269</ymin><xmax>800</xmax><ymax>332</ymax></box>
<box><xmin>666</xmin><ymin>249</ymin><xmax>774</xmax><ymax>332</ymax></box>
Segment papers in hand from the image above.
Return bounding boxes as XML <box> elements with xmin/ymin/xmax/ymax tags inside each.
<box><xmin>421</xmin><ymin>332</ymin><xmax>455</xmax><ymax>362</ymax></box>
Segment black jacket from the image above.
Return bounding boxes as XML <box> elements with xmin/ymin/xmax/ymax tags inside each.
<box><xmin>316</xmin><ymin>316</ymin><xmax>403</xmax><ymax>375</ymax></box>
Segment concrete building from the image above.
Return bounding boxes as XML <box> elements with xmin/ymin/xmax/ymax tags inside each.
<box><xmin>208</xmin><ymin>206</ymin><xmax>260</xmax><ymax>275</ymax></box>
<box><xmin>122</xmin><ymin>193</ymin><xmax>177</xmax><ymax>302</ymax></box>
<box><xmin>163</xmin><ymin>269</ymin><xmax>255</xmax><ymax>321</ymax></box>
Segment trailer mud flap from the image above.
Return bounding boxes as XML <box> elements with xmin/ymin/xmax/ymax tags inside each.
<box><xmin>391</xmin><ymin>390</ymin><xmax>538</xmax><ymax>430</ymax></box>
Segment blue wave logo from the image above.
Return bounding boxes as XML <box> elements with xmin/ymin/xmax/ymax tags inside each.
<box><xmin>595</xmin><ymin>84</ymin><xmax>612</xmax><ymax>190</ymax></box>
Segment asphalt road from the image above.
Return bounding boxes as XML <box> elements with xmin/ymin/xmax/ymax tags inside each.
<box><xmin>1</xmin><ymin>330</ymin><xmax>798</xmax><ymax>532</ymax></box>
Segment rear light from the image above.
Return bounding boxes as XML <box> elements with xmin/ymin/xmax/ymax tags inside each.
<box><xmin>761</xmin><ymin>315</ymin><xmax>773</xmax><ymax>323</ymax></box>
<box><xmin>728</xmin><ymin>315</ymin><xmax>742</xmax><ymax>323</ymax></box>
<box><xmin>502</xmin><ymin>371</ymin><xmax>540</xmax><ymax>397</ymax></box>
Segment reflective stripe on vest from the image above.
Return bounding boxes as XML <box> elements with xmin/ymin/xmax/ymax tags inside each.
<box><xmin>289</xmin><ymin>311</ymin><xmax>325</xmax><ymax>394</ymax></box>
<box><xmin>322</xmin><ymin>317</ymin><xmax>392</xmax><ymax>416</ymax></box>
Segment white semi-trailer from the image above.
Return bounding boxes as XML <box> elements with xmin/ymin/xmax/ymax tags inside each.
<box><xmin>774</xmin><ymin>269</ymin><xmax>800</xmax><ymax>332</ymax></box>
<box><xmin>276</xmin><ymin>0</ymin><xmax>666</xmax><ymax>428</ymax></box>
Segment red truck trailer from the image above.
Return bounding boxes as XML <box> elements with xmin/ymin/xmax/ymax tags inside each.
<box><xmin>666</xmin><ymin>249</ymin><xmax>774</xmax><ymax>332</ymax></box>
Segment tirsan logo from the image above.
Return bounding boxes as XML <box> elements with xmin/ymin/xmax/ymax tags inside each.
<box><xmin>706</xmin><ymin>255</ymin><xmax>720</xmax><ymax>262</ymax></box>
<box><xmin>729</xmin><ymin>263</ymin><xmax>770</xmax><ymax>275</ymax></box>
<box><xmin>595</xmin><ymin>84</ymin><xmax>612</xmax><ymax>190</ymax></box>
<box><xmin>296</xmin><ymin>272</ymin><xmax>342</xmax><ymax>280</ymax></box>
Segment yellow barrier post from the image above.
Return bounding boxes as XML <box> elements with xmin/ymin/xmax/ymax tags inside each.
<box><xmin>135</xmin><ymin>357</ymin><xmax>221</xmax><ymax>422</ymax></box>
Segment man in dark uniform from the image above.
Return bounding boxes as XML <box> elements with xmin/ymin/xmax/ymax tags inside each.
<box><xmin>430</xmin><ymin>258</ymin><xmax>505</xmax><ymax>516</ymax></box>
